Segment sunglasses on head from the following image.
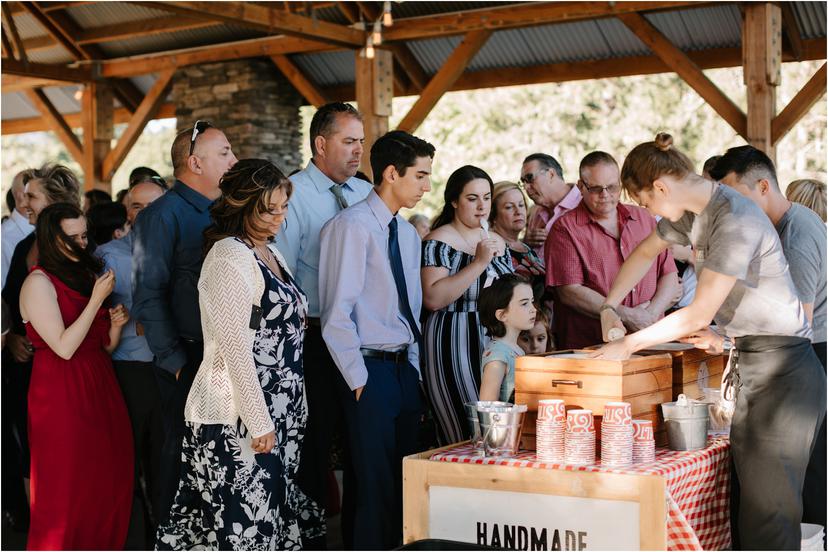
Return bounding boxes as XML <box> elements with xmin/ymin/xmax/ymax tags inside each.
<box><xmin>189</xmin><ymin>120</ymin><xmax>214</xmax><ymax>156</ymax></box>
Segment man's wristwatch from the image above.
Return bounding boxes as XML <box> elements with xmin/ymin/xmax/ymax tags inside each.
<box><xmin>722</xmin><ymin>337</ymin><xmax>733</xmax><ymax>351</ymax></box>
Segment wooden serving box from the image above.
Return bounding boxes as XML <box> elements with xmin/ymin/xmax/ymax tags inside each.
<box><xmin>638</xmin><ymin>344</ymin><xmax>727</xmax><ymax>401</ymax></box>
<box><xmin>515</xmin><ymin>350</ymin><xmax>673</xmax><ymax>449</ymax></box>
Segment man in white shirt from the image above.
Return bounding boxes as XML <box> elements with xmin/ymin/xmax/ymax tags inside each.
<box><xmin>1</xmin><ymin>171</ymin><xmax>34</xmax><ymax>289</ymax></box>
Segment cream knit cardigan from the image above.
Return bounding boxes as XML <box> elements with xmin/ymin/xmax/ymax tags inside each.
<box><xmin>184</xmin><ymin>237</ymin><xmax>294</xmax><ymax>438</ymax></box>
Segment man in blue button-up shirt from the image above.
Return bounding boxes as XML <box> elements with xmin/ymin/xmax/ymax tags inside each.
<box><xmin>275</xmin><ymin>103</ymin><xmax>373</xmax><ymax>548</ymax></box>
<box><xmin>132</xmin><ymin>122</ymin><xmax>237</xmax><ymax>525</ymax></box>
<box><xmin>320</xmin><ymin>130</ymin><xmax>435</xmax><ymax>550</ymax></box>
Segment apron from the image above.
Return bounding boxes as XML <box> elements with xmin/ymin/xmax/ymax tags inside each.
<box><xmin>729</xmin><ymin>335</ymin><xmax>826</xmax><ymax>550</ymax></box>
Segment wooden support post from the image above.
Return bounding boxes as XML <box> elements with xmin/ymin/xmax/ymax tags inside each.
<box><xmin>743</xmin><ymin>3</ymin><xmax>782</xmax><ymax>159</ymax></box>
<box><xmin>355</xmin><ymin>48</ymin><xmax>393</xmax><ymax>180</ymax></box>
<box><xmin>397</xmin><ymin>30</ymin><xmax>492</xmax><ymax>133</ymax></box>
<box><xmin>81</xmin><ymin>82</ymin><xmax>114</xmax><ymax>192</ymax></box>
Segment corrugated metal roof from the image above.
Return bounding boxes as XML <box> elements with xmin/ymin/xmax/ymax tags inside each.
<box><xmin>65</xmin><ymin>1</ymin><xmax>176</xmax><ymax>26</ymax></box>
<box><xmin>291</xmin><ymin>50</ymin><xmax>358</xmax><ymax>87</ymax></box>
<box><xmin>26</xmin><ymin>45</ymin><xmax>76</xmax><ymax>65</ymax></box>
<box><xmin>10</xmin><ymin>12</ymin><xmax>43</xmax><ymax>40</ymax></box>
<box><xmin>96</xmin><ymin>24</ymin><xmax>263</xmax><ymax>58</ymax></box>
<box><xmin>792</xmin><ymin>1</ymin><xmax>827</xmax><ymax>40</ymax></box>
<box><xmin>391</xmin><ymin>2</ymin><xmax>516</xmax><ymax>18</ymax></box>
<box><xmin>645</xmin><ymin>4</ymin><xmax>741</xmax><ymax>51</ymax></box>
<box><xmin>407</xmin><ymin>36</ymin><xmax>464</xmax><ymax>74</ymax></box>
<box><xmin>2</xmin><ymin>91</ymin><xmax>40</xmax><ymax>119</ymax></box>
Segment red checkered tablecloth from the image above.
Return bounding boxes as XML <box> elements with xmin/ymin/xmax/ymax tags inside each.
<box><xmin>430</xmin><ymin>437</ymin><xmax>731</xmax><ymax>550</ymax></box>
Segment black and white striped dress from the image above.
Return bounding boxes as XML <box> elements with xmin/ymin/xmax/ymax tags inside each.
<box><xmin>421</xmin><ymin>240</ymin><xmax>515</xmax><ymax>445</ymax></box>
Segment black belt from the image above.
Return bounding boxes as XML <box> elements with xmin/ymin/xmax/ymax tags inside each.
<box><xmin>360</xmin><ymin>347</ymin><xmax>408</xmax><ymax>364</ymax></box>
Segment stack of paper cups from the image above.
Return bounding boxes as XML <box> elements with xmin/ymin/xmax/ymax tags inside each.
<box><xmin>564</xmin><ymin>409</ymin><xmax>595</xmax><ymax>465</ymax></box>
<box><xmin>536</xmin><ymin>399</ymin><xmax>566</xmax><ymax>463</ymax></box>
<box><xmin>632</xmin><ymin>419</ymin><xmax>656</xmax><ymax>463</ymax></box>
<box><xmin>601</xmin><ymin>401</ymin><xmax>633</xmax><ymax>467</ymax></box>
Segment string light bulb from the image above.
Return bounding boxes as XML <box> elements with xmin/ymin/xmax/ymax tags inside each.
<box><xmin>372</xmin><ymin>20</ymin><xmax>382</xmax><ymax>45</ymax></box>
<box><xmin>383</xmin><ymin>1</ymin><xmax>393</xmax><ymax>26</ymax></box>
<box><xmin>365</xmin><ymin>35</ymin><xmax>375</xmax><ymax>59</ymax></box>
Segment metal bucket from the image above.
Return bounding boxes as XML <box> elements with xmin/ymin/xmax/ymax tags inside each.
<box><xmin>477</xmin><ymin>404</ymin><xmax>527</xmax><ymax>457</ymax></box>
<box><xmin>661</xmin><ymin>394</ymin><xmax>710</xmax><ymax>451</ymax></box>
<box><xmin>464</xmin><ymin>401</ymin><xmax>510</xmax><ymax>451</ymax></box>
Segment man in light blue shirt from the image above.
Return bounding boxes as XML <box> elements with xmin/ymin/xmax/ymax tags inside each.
<box><xmin>1</xmin><ymin>171</ymin><xmax>34</xmax><ymax>289</ymax></box>
<box><xmin>320</xmin><ymin>130</ymin><xmax>435</xmax><ymax>550</ymax></box>
<box><xmin>275</xmin><ymin>102</ymin><xmax>373</xmax><ymax>548</ymax></box>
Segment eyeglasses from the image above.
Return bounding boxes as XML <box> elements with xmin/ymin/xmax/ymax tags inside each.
<box><xmin>519</xmin><ymin>169</ymin><xmax>548</xmax><ymax>185</ymax></box>
<box><xmin>189</xmin><ymin>120</ymin><xmax>213</xmax><ymax>156</ymax></box>
<box><xmin>583</xmin><ymin>183</ymin><xmax>621</xmax><ymax>195</ymax></box>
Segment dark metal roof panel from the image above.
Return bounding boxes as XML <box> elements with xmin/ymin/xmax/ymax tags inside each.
<box><xmin>645</xmin><ymin>4</ymin><xmax>742</xmax><ymax>51</ymax></box>
<box><xmin>792</xmin><ymin>1</ymin><xmax>827</xmax><ymax>40</ymax></box>
<box><xmin>407</xmin><ymin>36</ymin><xmax>464</xmax><ymax>74</ymax></box>
<box><xmin>290</xmin><ymin>50</ymin><xmax>357</xmax><ymax>87</ymax></box>
<box><xmin>95</xmin><ymin>24</ymin><xmax>263</xmax><ymax>58</ymax></box>
<box><xmin>25</xmin><ymin>45</ymin><xmax>76</xmax><ymax>64</ymax></box>
<box><xmin>64</xmin><ymin>1</ymin><xmax>175</xmax><ymax>26</ymax></box>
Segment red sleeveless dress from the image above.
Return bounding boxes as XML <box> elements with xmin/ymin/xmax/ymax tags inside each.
<box><xmin>25</xmin><ymin>267</ymin><xmax>133</xmax><ymax>550</ymax></box>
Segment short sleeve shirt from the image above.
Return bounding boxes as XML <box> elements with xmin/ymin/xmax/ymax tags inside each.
<box><xmin>775</xmin><ymin>203</ymin><xmax>826</xmax><ymax>343</ymax></box>
<box><xmin>481</xmin><ymin>339</ymin><xmax>524</xmax><ymax>403</ymax></box>
<box><xmin>657</xmin><ymin>184</ymin><xmax>810</xmax><ymax>340</ymax></box>
<box><xmin>546</xmin><ymin>201</ymin><xmax>676</xmax><ymax>349</ymax></box>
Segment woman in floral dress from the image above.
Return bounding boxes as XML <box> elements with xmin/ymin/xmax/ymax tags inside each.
<box><xmin>157</xmin><ymin>159</ymin><xmax>323</xmax><ymax>550</ymax></box>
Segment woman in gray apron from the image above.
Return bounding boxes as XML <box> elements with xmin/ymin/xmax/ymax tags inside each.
<box><xmin>591</xmin><ymin>133</ymin><xmax>825</xmax><ymax>550</ymax></box>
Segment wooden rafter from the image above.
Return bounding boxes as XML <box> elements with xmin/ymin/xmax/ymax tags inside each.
<box><xmin>18</xmin><ymin>1</ymin><xmax>85</xmax><ymax>59</ymax></box>
<box><xmin>618</xmin><ymin>11</ymin><xmax>747</xmax><ymax>139</ymax></box>
<box><xmin>2</xmin><ymin>2</ymin><xmax>28</xmax><ymax>62</ymax></box>
<box><xmin>1</xmin><ymin>25</ymin><xmax>14</xmax><ymax>58</ymax></box>
<box><xmin>100</xmin><ymin>34</ymin><xmax>336</xmax><ymax>78</ymax></box>
<box><xmin>19</xmin><ymin>2</ymin><xmax>144</xmax><ymax>112</ymax></box>
<box><xmin>336</xmin><ymin>1</ymin><xmax>360</xmax><ymax>24</ymax></box>
<box><xmin>270</xmin><ymin>55</ymin><xmax>328</xmax><ymax>108</ymax></box>
<box><xmin>2</xmin><ymin>103</ymin><xmax>176</xmax><ymax>135</ymax></box>
<box><xmin>149</xmin><ymin>1</ymin><xmax>365</xmax><ymax>47</ymax></box>
<box><xmin>23</xmin><ymin>88</ymin><xmax>84</xmax><ymax>163</ymax></box>
<box><xmin>386</xmin><ymin>43</ymin><xmax>429</xmax><ymax>92</ymax></box>
<box><xmin>102</xmin><ymin>68</ymin><xmax>176</xmax><ymax>180</ymax></box>
<box><xmin>397</xmin><ymin>30</ymin><xmax>492</xmax><ymax>133</ymax></box>
<box><xmin>2</xmin><ymin>58</ymin><xmax>93</xmax><ymax>82</ymax></box>
<box><xmin>384</xmin><ymin>1</ymin><xmax>708</xmax><ymax>41</ymax></box>
<box><xmin>772</xmin><ymin>63</ymin><xmax>827</xmax><ymax>145</ymax></box>
<box><xmin>780</xmin><ymin>2</ymin><xmax>804</xmax><ymax>62</ymax></box>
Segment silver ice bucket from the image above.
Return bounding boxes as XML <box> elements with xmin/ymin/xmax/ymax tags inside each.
<box><xmin>661</xmin><ymin>394</ymin><xmax>710</xmax><ymax>451</ymax></box>
<box><xmin>465</xmin><ymin>401</ymin><xmax>510</xmax><ymax>451</ymax></box>
<box><xmin>477</xmin><ymin>403</ymin><xmax>527</xmax><ymax>457</ymax></box>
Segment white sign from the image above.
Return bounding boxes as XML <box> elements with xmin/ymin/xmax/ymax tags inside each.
<box><xmin>428</xmin><ymin>486</ymin><xmax>640</xmax><ymax>550</ymax></box>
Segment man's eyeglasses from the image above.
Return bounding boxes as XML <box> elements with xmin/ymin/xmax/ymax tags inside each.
<box><xmin>189</xmin><ymin>120</ymin><xmax>213</xmax><ymax>156</ymax></box>
<box><xmin>583</xmin><ymin>183</ymin><xmax>621</xmax><ymax>195</ymax></box>
<box><xmin>519</xmin><ymin>169</ymin><xmax>547</xmax><ymax>185</ymax></box>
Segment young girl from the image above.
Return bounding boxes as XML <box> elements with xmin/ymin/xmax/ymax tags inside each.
<box><xmin>518</xmin><ymin>305</ymin><xmax>553</xmax><ymax>354</ymax></box>
<box><xmin>479</xmin><ymin>274</ymin><xmax>536</xmax><ymax>402</ymax></box>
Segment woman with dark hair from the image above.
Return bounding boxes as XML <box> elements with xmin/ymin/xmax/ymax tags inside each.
<box><xmin>593</xmin><ymin>133</ymin><xmax>824</xmax><ymax>550</ymax></box>
<box><xmin>157</xmin><ymin>159</ymin><xmax>322</xmax><ymax>550</ymax></box>
<box><xmin>19</xmin><ymin>202</ymin><xmax>133</xmax><ymax>549</ymax></box>
<box><xmin>1</xmin><ymin>163</ymin><xmax>81</xmax><ymax>529</ymax></box>
<box><xmin>421</xmin><ymin>165</ymin><xmax>514</xmax><ymax>444</ymax></box>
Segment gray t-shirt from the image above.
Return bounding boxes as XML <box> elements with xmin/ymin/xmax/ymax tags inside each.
<box><xmin>776</xmin><ymin>203</ymin><xmax>827</xmax><ymax>343</ymax></box>
<box><xmin>657</xmin><ymin>184</ymin><xmax>811</xmax><ymax>340</ymax></box>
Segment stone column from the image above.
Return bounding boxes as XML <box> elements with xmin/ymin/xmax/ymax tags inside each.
<box><xmin>171</xmin><ymin>59</ymin><xmax>304</xmax><ymax>174</ymax></box>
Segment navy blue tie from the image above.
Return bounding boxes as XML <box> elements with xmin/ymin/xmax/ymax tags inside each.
<box><xmin>388</xmin><ymin>217</ymin><xmax>423</xmax><ymax>345</ymax></box>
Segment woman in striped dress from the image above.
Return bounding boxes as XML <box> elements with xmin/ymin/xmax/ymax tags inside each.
<box><xmin>421</xmin><ymin>166</ymin><xmax>515</xmax><ymax>445</ymax></box>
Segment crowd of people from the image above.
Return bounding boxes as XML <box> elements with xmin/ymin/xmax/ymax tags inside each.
<box><xmin>0</xmin><ymin>100</ymin><xmax>825</xmax><ymax>551</ymax></box>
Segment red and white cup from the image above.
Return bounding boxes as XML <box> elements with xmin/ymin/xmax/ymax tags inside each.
<box><xmin>566</xmin><ymin>409</ymin><xmax>595</xmax><ymax>433</ymax></box>
<box><xmin>603</xmin><ymin>402</ymin><xmax>633</xmax><ymax>426</ymax></box>
<box><xmin>537</xmin><ymin>399</ymin><xmax>566</xmax><ymax>422</ymax></box>
<box><xmin>633</xmin><ymin>419</ymin><xmax>654</xmax><ymax>441</ymax></box>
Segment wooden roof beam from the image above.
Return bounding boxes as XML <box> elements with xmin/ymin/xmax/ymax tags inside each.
<box><xmin>1</xmin><ymin>24</ymin><xmax>14</xmax><ymax>58</ymax></box>
<box><xmin>618</xmin><ymin>11</ymin><xmax>747</xmax><ymax>139</ymax></box>
<box><xmin>772</xmin><ymin>62</ymin><xmax>827</xmax><ymax>145</ymax></box>
<box><xmin>100</xmin><ymin>34</ymin><xmax>337</xmax><ymax>78</ymax></box>
<box><xmin>270</xmin><ymin>54</ymin><xmax>328</xmax><ymax>108</ymax></box>
<box><xmin>102</xmin><ymin>68</ymin><xmax>176</xmax><ymax>181</ymax></box>
<box><xmin>18</xmin><ymin>1</ymin><xmax>84</xmax><ymax>59</ymax></box>
<box><xmin>2</xmin><ymin>58</ymin><xmax>92</xmax><ymax>81</ymax></box>
<box><xmin>2</xmin><ymin>103</ymin><xmax>176</xmax><ymax>136</ymax></box>
<box><xmin>397</xmin><ymin>30</ymin><xmax>492</xmax><ymax>133</ymax></box>
<box><xmin>2</xmin><ymin>1</ymin><xmax>28</xmax><ymax>62</ymax></box>
<box><xmin>384</xmin><ymin>1</ymin><xmax>711</xmax><ymax>41</ymax></box>
<box><xmin>780</xmin><ymin>2</ymin><xmax>804</xmax><ymax>62</ymax></box>
<box><xmin>150</xmin><ymin>1</ymin><xmax>365</xmax><ymax>47</ymax></box>
<box><xmin>23</xmin><ymin>88</ymin><xmax>83</xmax><ymax>164</ymax></box>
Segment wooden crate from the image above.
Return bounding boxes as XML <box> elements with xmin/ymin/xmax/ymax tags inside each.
<box><xmin>515</xmin><ymin>350</ymin><xmax>673</xmax><ymax>449</ymax></box>
<box><xmin>637</xmin><ymin>344</ymin><xmax>726</xmax><ymax>401</ymax></box>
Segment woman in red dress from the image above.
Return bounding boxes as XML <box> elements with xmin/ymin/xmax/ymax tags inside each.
<box><xmin>19</xmin><ymin>202</ymin><xmax>133</xmax><ymax>550</ymax></box>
